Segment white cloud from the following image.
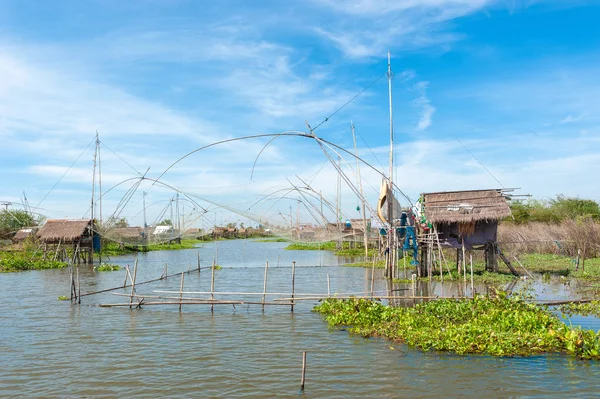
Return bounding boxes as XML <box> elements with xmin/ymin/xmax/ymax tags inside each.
<box><xmin>414</xmin><ymin>81</ymin><xmax>436</xmax><ymax>130</ymax></box>
<box><xmin>312</xmin><ymin>0</ymin><xmax>494</xmax><ymax>57</ymax></box>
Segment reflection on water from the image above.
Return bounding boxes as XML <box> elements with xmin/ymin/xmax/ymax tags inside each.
<box><xmin>1</xmin><ymin>239</ymin><xmax>599</xmax><ymax>398</ymax></box>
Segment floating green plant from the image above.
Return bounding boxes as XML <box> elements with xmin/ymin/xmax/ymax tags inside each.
<box><xmin>57</xmin><ymin>296</ymin><xmax>69</xmax><ymax>301</ymax></box>
<box><xmin>313</xmin><ymin>292</ymin><xmax>600</xmax><ymax>359</ymax></box>
<box><xmin>95</xmin><ymin>263</ymin><xmax>120</xmax><ymax>272</ymax></box>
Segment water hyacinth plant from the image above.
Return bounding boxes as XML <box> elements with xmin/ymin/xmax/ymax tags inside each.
<box><xmin>313</xmin><ymin>292</ymin><xmax>600</xmax><ymax>359</ymax></box>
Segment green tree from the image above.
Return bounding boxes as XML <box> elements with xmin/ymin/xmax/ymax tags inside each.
<box><xmin>158</xmin><ymin>219</ymin><xmax>172</xmax><ymax>226</ymax></box>
<box><xmin>0</xmin><ymin>210</ymin><xmax>37</xmax><ymax>234</ymax></box>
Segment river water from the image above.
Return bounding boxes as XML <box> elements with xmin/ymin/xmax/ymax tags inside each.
<box><xmin>1</xmin><ymin>240</ymin><xmax>599</xmax><ymax>398</ymax></box>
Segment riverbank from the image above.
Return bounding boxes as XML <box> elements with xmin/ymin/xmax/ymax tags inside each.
<box><xmin>284</xmin><ymin>241</ymin><xmax>375</xmax><ymax>257</ymax></box>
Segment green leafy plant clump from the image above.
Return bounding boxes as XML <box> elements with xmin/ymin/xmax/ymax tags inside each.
<box><xmin>0</xmin><ymin>251</ymin><xmax>68</xmax><ymax>272</ymax></box>
<box><xmin>313</xmin><ymin>293</ymin><xmax>600</xmax><ymax>360</ymax></box>
<box><xmin>95</xmin><ymin>263</ymin><xmax>120</xmax><ymax>272</ymax></box>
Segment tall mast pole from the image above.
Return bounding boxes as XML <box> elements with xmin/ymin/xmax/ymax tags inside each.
<box><xmin>96</xmin><ymin>132</ymin><xmax>102</xmax><ymax>225</ymax></box>
<box><xmin>91</xmin><ymin>133</ymin><xmax>98</xmax><ymax>266</ymax></box>
<box><xmin>142</xmin><ymin>191</ymin><xmax>148</xmax><ymax>249</ymax></box>
<box><xmin>351</xmin><ymin>122</ymin><xmax>369</xmax><ymax>258</ymax></box>
<box><xmin>386</xmin><ymin>50</ymin><xmax>395</xmax><ymax>278</ymax></box>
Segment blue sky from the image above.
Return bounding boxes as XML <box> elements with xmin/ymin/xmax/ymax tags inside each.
<box><xmin>0</xmin><ymin>0</ymin><xmax>599</xmax><ymax>228</ymax></box>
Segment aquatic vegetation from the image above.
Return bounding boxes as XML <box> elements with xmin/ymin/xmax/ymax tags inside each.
<box><xmin>253</xmin><ymin>238</ymin><xmax>289</xmax><ymax>242</ymax></box>
<box><xmin>57</xmin><ymin>296</ymin><xmax>69</xmax><ymax>301</ymax></box>
<box><xmin>95</xmin><ymin>263</ymin><xmax>120</xmax><ymax>272</ymax></box>
<box><xmin>343</xmin><ymin>260</ymin><xmax>385</xmax><ymax>268</ymax></box>
<box><xmin>314</xmin><ymin>293</ymin><xmax>600</xmax><ymax>359</ymax></box>
<box><xmin>285</xmin><ymin>242</ymin><xmax>337</xmax><ymax>251</ymax></box>
<box><xmin>0</xmin><ymin>251</ymin><xmax>68</xmax><ymax>272</ymax></box>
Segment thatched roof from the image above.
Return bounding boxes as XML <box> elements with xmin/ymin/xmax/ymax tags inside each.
<box><xmin>422</xmin><ymin>189</ymin><xmax>511</xmax><ymax>223</ymax></box>
<box><xmin>111</xmin><ymin>227</ymin><xmax>143</xmax><ymax>239</ymax></box>
<box><xmin>37</xmin><ymin>219</ymin><xmax>92</xmax><ymax>243</ymax></box>
<box><xmin>12</xmin><ymin>227</ymin><xmax>39</xmax><ymax>243</ymax></box>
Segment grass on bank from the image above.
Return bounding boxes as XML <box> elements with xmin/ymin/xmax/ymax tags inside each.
<box><xmin>284</xmin><ymin>241</ymin><xmax>376</xmax><ymax>257</ymax></box>
<box><xmin>314</xmin><ymin>292</ymin><xmax>600</xmax><ymax>360</ymax></box>
<box><xmin>96</xmin><ymin>239</ymin><xmax>204</xmax><ymax>258</ymax></box>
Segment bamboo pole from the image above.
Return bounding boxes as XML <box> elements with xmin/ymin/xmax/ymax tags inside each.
<box><xmin>291</xmin><ymin>261</ymin><xmax>296</xmax><ymax>313</ymax></box>
<box><xmin>77</xmin><ymin>266</ymin><xmax>81</xmax><ymax>304</ymax></box>
<box><xmin>327</xmin><ymin>274</ymin><xmax>331</xmax><ymax>297</ymax></box>
<box><xmin>300</xmin><ymin>351</ymin><xmax>307</xmax><ymax>393</ymax></box>
<box><xmin>275</xmin><ymin>295</ymin><xmax>445</xmax><ymax>301</ymax></box>
<box><xmin>370</xmin><ymin>256</ymin><xmax>376</xmax><ymax>299</ymax></box>
<box><xmin>123</xmin><ymin>266</ymin><xmax>129</xmax><ymax>288</ymax></box>
<box><xmin>188</xmin><ymin>263</ymin><xmax>191</xmax><ymax>273</ymax></box>
<box><xmin>262</xmin><ymin>261</ymin><xmax>269</xmax><ymax>312</ymax></box>
<box><xmin>211</xmin><ymin>262</ymin><xmax>216</xmax><ymax>313</ymax></box>
<box><xmin>129</xmin><ymin>259</ymin><xmax>138</xmax><ymax>308</ymax></box>
<box><xmin>179</xmin><ymin>272</ymin><xmax>185</xmax><ymax>312</ymax></box>
<box><xmin>462</xmin><ymin>242</ymin><xmax>467</xmax><ymax>289</ymax></box>
<box><xmin>100</xmin><ymin>300</ymin><xmax>298</xmax><ymax>307</ymax></box>
<box><xmin>470</xmin><ymin>253</ymin><xmax>474</xmax><ymax>298</ymax></box>
<box><xmin>197</xmin><ymin>250</ymin><xmax>201</xmax><ymax>274</ymax></box>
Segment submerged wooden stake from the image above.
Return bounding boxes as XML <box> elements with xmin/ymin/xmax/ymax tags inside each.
<box><xmin>262</xmin><ymin>261</ymin><xmax>269</xmax><ymax>312</ymax></box>
<box><xmin>129</xmin><ymin>259</ymin><xmax>138</xmax><ymax>309</ymax></box>
<box><xmin>179</xmin><ymin>272</ymin><xmax>185</xmax><ymax>312</ymax></box>
<box><xmin>300</xmin><ymin>351</ymin><xmax>307</xmax><ymax>393</ymax></box>
<box><xmin>211</xmin><ymin>262</ymin><xmax>216</xmax><ymax>313</ymax></box>
<box><xmin>370</xmin><ymin>257</ymin><xmax>376</xmax><ymax>299</ymax></box>
<box><xmin>291</xmin><ymin>261</ymin><xmax>296</xmax><ymax>313</ymax></box>
<box><xmin>197</xmin><ymin>250</ymin><xmax>201</xmax><ymax>274</ymax></box>
<box><xmin>327</xmin><ymin>274</ymin><xmax>331</xmax><ymax>297</ymax></box>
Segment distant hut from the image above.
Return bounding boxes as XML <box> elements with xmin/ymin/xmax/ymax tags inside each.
<box><xmin>12</xmin><ymin>227</ymin><xmax>39</xmax><ymax>244</ymax></box>
<box><xmin>419</xmin><ymin>189</ymin><xmax>516</xmax><ymax>276</ymax></box>
<box><xmin>111</xmin><ymin>227</ymin><xmax>144</xmax><ymax>246</ymax></box>
<box><xmin>184</xmin><ymin>228</ymin><xmax>202</xmax><ymax>239</ymax></box>
<box><xmin>36</xmin><ymin>219</ymin><xmax>93</xmax><ymax>264</ymax></box>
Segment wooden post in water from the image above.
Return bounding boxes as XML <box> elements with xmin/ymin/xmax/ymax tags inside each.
<box><xmin>123</xmin><ymin>265</ymin><xmax>129</xmax><ymax>288</ymax></box>
<box><xmin>327</xmin><ymin>274</ymin><xmax>331</xmax><ymax>297</ymax></box>
<box><xmin>291</xmin><ymin>261</ymin><xmax>296</xmax><ymax>313</ymax></box>
<box><xmin>300</xmin><ymin>351</ymin><xmax>307</xmax><ymax>393</ymax></box>
<box><xmin>188</xmin><ymin>263</ymin><xmax>191</xmax><ymax>274</ymax></box>
<box><xmin>262</xmin><ymin>261</ymin><xmax>269</xmax><ymax>312</ymax></box>
<box><xmin>129</xmin><ymin>259</ymin><xmax>138</xmax><ymax>308</ymax></box>
<box><xmin>370</xmin><ymin>257</ymin><xmax>376</xmax><ymax>299</ymax></box>
<box><xmin>197</xmin><ymin>250</ymin><xmax>201</xmax><ymax>274</ymax></box>
<box><xmin>210</xmin><ymin>262</ymin><xmax>216</xmax><ymax>313</ymax></box>
<box><xmin>77</xmin><ymin>266</ymin><xmax>81</xmax><ymax>304</ymax></box>
<box><xmin>179</xmin><ymin>272</ymin><xmax>185</xmax><ymax>312</ymax></box>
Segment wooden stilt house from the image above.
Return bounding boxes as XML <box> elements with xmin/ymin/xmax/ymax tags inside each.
<box><xmin>36</xmin><ymin>219</ymin><xmax>94</xmax><ymax>264</ymax></box>
<box><xmin>418</xmin><ymin>189</ymin><xmax>517</xmax><ymax>276</ymax></box>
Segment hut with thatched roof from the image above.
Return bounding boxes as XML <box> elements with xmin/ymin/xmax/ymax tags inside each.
<box><xmin>419</xmin><ymin>189</ymin><xmax>515</xmax><ymax>275</ymax></box>
<box><xmin>12</xmin><ymin>227</ymin><xmax>39</xmax><ymax>244</ymax></box>
<box><xmin>37</xmin><ymin>219</ymin><xmax>93</xmax><ymax>264</ymax></box>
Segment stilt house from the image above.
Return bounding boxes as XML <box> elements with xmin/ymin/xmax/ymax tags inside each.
<box><xmin>36</xmin><ymin>219</ymin><xmax>93</xmax><ymax>264</ymax></box>
<box><xmin>419</xmin><ymin>189</ymin><xmax>516</xmax><ymax>275</ymax></box>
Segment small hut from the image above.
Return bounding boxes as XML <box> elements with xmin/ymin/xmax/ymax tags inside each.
<box><xmin>419</xmin><ymin>189</ymin><xmax>516</xmax><ymax>276</ymax></box>
<box><xmin>37</xmin><ymin>219</ymin><xmax>93</xmax><ymax>264</ymax></box>
<box><xmin>111</xmin><ymin>227</ymin><xmax>144</xmax><ymax>246</ymax></box>
<box><xmin>12</xmin><ymin>227</ymin><xmax>39</xmax><ymax>244</ymax></box>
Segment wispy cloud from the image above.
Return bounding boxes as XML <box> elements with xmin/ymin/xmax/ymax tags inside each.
<box><xmin>312</xmin><ymin>0</ymin><xmax>494</xmax><ymax>57</ymax></box>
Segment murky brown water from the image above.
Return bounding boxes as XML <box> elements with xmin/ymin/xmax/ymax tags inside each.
<box><xmin>1</xmin><ymin>240</ymin><xmax>599</xmax><ymax>398</ymax></box>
